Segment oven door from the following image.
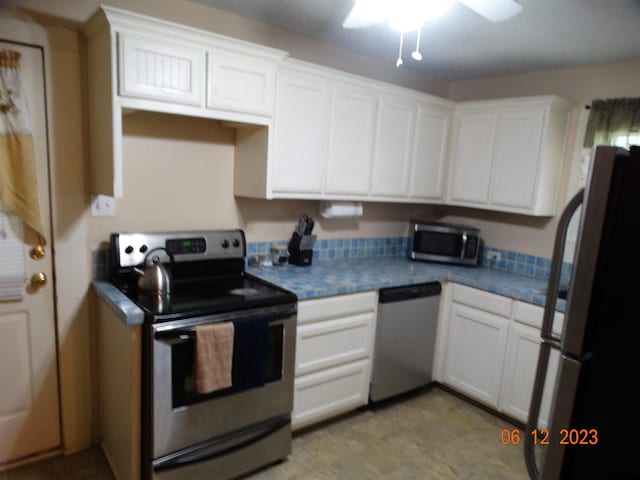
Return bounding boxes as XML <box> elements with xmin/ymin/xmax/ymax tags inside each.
<box><xmin>148</xmin><ymin>305</ymin><xmax>296</xmax><ymax>459</ymax></box>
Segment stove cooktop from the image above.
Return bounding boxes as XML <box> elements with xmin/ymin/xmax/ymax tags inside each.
<box><xmin>122</xmin><ymin>275</ymin><xmax>296</xmax><ymax>321</ymax></box>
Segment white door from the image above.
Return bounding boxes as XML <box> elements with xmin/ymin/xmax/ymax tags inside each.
<box><xmin>271</xmin><ymin>70</ymin><xmax>329</xmax><ymax>194</ymax></box>
<box><xmin>443</xmin><ymin>302</ymin><xmax>509</xmax><ymax>407</ymax></box>
<box><xmin>325</xmin><ymin>85</ymin><xmax>376</xmax><ymax>195</ymax></box>
<box><xmin>0</xmin><ymin>40</ymin><xmax>60</xmax><ymax>466</ymax></box>
<box><xmin>409</xmin><ymin>104</ymin><xmax>450</xmax><ymax>200</ymax></box>
<box><xmin>370</xmin><ymin>95</ymin><xmax>415</xmax><ymax>197</ymax></box>
<box><xmin>448</xmin><ymin>111</ymin><xmax>497</xmax><ymax>205</ymax></box>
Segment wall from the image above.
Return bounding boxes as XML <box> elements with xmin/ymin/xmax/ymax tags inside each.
<box><xmin>86</xmin><ymin>112</ymin><xmax>438</xmax><ymax>251</ymax></box>
<box><xmin>442</xmin><ymin>59</ymin><xmax>640</xmax><ymax>257</ymax></box>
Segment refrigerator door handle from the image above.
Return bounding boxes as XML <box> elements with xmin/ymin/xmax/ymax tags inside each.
<box><xmin>524</xmin><ymin>189</ymin><xmax>583</xmax><ymax>480</ymax></box>
<box><xmin>540</xmin><ymin>189</ymin><xmax>583</xmax><ymax>340</ymax></box>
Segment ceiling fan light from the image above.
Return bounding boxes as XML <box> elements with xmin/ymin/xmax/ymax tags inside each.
<box><xmin>353</xmin><ymin>0</ymin><xmax>388</xmax><ymax>24</ymax></box>
<box><xmin>388</xmin><ymin>0</ymin><xmax>453</xmax><ymax>31</ymax></box>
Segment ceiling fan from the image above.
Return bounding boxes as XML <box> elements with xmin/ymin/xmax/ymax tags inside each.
<box><xmin>343</xmin><ymin>0</ymin><xmax>523</xmax><ymax>66</ymax></box>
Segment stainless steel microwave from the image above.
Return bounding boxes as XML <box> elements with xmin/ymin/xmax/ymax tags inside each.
<box><xmin>409</xmin><ymin>221</ymin><xmax>481</xmax><ymax>266</ymax></box>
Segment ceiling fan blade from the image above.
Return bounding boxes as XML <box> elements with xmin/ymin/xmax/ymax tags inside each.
<box><xmin>458</xmin><ymin>0</ymin><xmax>523</xmax><ymax>22</ymax></box>
<box><xmin>342</xmin><ymin>2</ymin><xmax>382</xmax><ymax>29</ymax></box>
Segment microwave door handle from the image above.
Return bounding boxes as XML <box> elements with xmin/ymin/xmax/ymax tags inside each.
<box><xmin>460</xmin><ymin>233</ymin><xmax>468</xmax><ymax>259</ymax></box>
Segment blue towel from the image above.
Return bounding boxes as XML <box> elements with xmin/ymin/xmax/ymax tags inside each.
<box><xmin>231</xmin><ymin>316</ymin><xmax>269</xmax><ymax>389</ymax></box>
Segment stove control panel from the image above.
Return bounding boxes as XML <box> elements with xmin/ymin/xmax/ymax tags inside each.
<box><xmin>112</xmin><ymin>230</ymin><xmax>246</xmax><ymax>267</ymax></box>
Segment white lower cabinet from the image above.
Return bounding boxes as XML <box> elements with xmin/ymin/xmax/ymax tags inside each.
<box><xmin>440</xmin><ymin>284</ymin><xmax>562</xmax><ymax>425</ymax></box>
<box><xmin>443</xmin><ymin>302</ymin><xmax>510</xmax><ymax>407</ymax></box>
<box><xmin>292</xmin><ymin>292</ymin><xmax>377</xmax><ymax>430</ymax></box>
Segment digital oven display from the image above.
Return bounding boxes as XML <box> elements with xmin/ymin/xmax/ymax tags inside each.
<box><xmin>166</xmin><ymin>238</ymin><xmax>207</xmax><ymax>255</ymax></box>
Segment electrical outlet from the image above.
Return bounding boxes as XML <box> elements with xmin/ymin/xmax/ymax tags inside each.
<box><xmin>487</xmin><ymin>251</ymin><xmax>501</xmax><ymax>262</ymax></box>
<box><xmin>90</xmin><ymin>194</ymin><xmax>116</xmax><ymax>217</ymax></box>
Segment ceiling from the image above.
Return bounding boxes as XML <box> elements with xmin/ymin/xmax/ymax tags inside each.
<box><xmin>191</xmin><ymin>0</ymin><xmax>640</xmax><ymax>80</ymax></box>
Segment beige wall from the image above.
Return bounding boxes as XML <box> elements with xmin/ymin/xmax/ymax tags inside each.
<box><xmin>441</xmin><ymin>59</ymin><xmax>640</xmax><ymax>257</ymax></box>
<box><xmin>86</xmin><ymin>112</ymin><xmax>437</xmax><ymax>251</ymax></box>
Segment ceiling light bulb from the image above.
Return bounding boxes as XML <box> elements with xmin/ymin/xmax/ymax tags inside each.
<box><xmin>388</xmin><ymin>0</ymin><xmax>454</xmax><ymax>31</ymax></box>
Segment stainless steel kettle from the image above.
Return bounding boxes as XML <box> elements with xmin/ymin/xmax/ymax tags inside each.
<box><xmin>134</xmin><ymin>247</ymin><xmax>174</xmax><ymax>296</ymax></box>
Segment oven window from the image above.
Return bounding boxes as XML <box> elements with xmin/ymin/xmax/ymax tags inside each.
<box><xmin>415</xmin><ymin>231</ymin><xmax>462</xmax><ymax>258</ymax></box>
<box><xmin>171</xmin><ymin>324</ymin><xmax>284</xmax><ymax>408</ymax></box>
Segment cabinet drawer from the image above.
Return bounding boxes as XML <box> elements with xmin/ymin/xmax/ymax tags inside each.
<box><xmin>513</xmin><ymin>300</ymin><xmax>565</xmax><ymax>335</ymax></box>
<box><xmin>451</xmin><ymin>283</ymin><xmax>512</xmax><ymax>317</ymax></box>
<box><xmin>118</xmin><ymin>32</ymin><xmax>205</xmax><ymax>105</ymax></box>
<box><xmin>292</xmin><ymin>359</ymin><xmax>369</xmax><ymax>430</ymax></box>
<box><xmin>298</xmin><ymin>291</ymin><xmax>377</xmax><ymax>325</ymax></box>
<box><xmin>296</xmin><ymin>312</ymin><xmax>375</xmax><ymax>376</ymax></box>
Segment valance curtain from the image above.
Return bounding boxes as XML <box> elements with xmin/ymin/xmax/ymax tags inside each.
<box><xmin>583</xmin><ymin>97</ymin><xmax>640</xmax><ymax>148</ymax></box>
<box><xmin>0</xmin><ymin>49</ymin><xmax>46</xmax><ymax>245</ymax></box>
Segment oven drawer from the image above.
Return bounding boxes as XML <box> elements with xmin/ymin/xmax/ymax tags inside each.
<box><xmin>293</xmin><ymin>359</ymin><xmax>369</xmax><ymax>430</ymax></box>
<box><xmin>295</xmin><ymin>312</ymin><xmax>375</xmax><ymax>376</ymax></box>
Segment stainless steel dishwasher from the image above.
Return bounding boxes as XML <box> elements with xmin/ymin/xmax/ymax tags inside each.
<box><xmin>370</xmin><ymin>282</ymin><xmax>441</xmax><ymax>402</ymax></box>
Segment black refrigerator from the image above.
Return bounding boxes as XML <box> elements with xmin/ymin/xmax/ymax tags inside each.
<box><xmin>524</xmin><ymin>145</ymin><xmax>640</xmax><ymax>480</ymax></box>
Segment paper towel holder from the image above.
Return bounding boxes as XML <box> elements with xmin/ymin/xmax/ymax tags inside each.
<box><xmin>319</xmin><ymin>201</ymin><xmax>364</xmax><ymax>219</ymax></box>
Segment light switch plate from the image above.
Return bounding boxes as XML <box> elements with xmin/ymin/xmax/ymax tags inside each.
<box><xmin>90</xmin><ymin>194</ymin><xmax>116</xmax><ymax>217</ymax></box>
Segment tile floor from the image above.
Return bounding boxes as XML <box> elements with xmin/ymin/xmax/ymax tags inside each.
<box><xmin>2</xmin><ymin>387</ymin><xmax>530</xmax><ymax>480</ymax></box>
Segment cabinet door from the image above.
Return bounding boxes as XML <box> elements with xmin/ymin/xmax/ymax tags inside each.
<box><xmin>370</xmin><ymin>96</ymin><xmax>415</xmax><ymax>197</ymax></box>
<box><xmin>448</xmin><ymin>112</ymin><xmax>497</xmax><ymax>205</ymax></box>
<box><xmin>490</xmin><ymin>107</ymin><xmax>545</xmax><ymax>209</ymax></box>
<box><xmin>271</xmin><ymin>71</ymin><xmax>330</xmax><ymax>194</ymax></box>
<box><xmin>119</xmin><ymin>32</ymin><xmax>205</xmax><ymax>106</ymax></box>
<box><xmin>410</xmin><ymin>105</ymin><xmax>450</xmax><ymax>200</ymax></box>
<box><xmin>206</xmin><ymin>49</ymin><xmax>276</xmax><ymax>116</ymax></box>
<box><xmin>325</xmin><ymin>86</ymin><xmax>377</xmax><ymax>195</ymax></box>
<box><xmin>443</xmin><ymin>302</ymin><xmax>509</xmax><ymax>407</ymax></box>
<box><xmin>500</xmin><ymin>322</ymin><xmax>560</xmax><ymax>427</ymax></box>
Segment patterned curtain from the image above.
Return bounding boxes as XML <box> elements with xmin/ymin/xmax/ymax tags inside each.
<box><xmin>0</xmin><ymin>49</ymin><xmax>46</xmax><ymax>245</ymax></box>
<box><xmin>583</xmin><ymin>97</ymin><xmax>640</xmax><ymax>148</ymax></box>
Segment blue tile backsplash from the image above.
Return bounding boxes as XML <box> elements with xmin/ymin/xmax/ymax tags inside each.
<box><xmin>248</xmin><ymin>237</ymin><xmax>572</xmax><ymax>284</ymax></box>
<box><xmin>247</xmin><ymin>236</ymin><xmax>409</xmax><ymax>261</ymax></box>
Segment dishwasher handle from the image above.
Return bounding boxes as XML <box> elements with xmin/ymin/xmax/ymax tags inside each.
<box><xmin>379</xmin><ymin>282</ymin><xmax>441</xmax><ymax>303</ymax></box>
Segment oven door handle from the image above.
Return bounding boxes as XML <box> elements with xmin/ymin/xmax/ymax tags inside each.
<box><xmin>153</xmin><ymin>416</ymin><xmax>290</xmax><ymax>472</ymax></box>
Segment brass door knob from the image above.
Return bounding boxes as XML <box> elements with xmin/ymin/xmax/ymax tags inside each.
<box><xmin>30</xmin><ymin>245</ymin><xmax>46</xmax><ymax>260</ymax></box>
<box><xmin>30</xmin><ymin>272</ymin><xmax>47</xmax><ymax>288</ymax></box>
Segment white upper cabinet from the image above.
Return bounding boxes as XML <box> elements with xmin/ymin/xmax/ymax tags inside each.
<box><xmin>409</xmin><ymin>104</ymin><xmax>450</xmax><ymax>201</ymax></box>
<box><xmin>447</xmin><ymin>96</ymin><xmax>572</xmax><ymax>216</ymax></box>
<box><xmin>370</xmin><ymin>95</ymin><xmax>416</xmax><ymax>198</ymax></box>
<box><xmin>491</xmin><ymin>107</ymin><xmax>545</xmax><ymax>209</ymax></box>
<box><xmin>119</xmin><ymin>32</ymin><xmax>205</xmax><ymax>106</ymax></box>
<box><xmin>270</xmin><ymin>68</ymin><xmax>330</xmax><ymax>195</ymax></box>
<box><xmin>83</xmin><ymin>6</ymin><xmax>286</xmax><ymax>198</ymax></box>
<box><xmin>448</xmin><ymin>112</ymin><xmax>497</xmax><ymax>205</ymax></box>
<box><xmin>238</xmin><ymin>58</ymin><xmax>453</xmax><ymax>202</ymax></box>
<box><xmin>325</xmin><ymin>85</ymin><xmax>377</xmax><ymax>196</ymax></box>
<box><xmin>206</xmin><ymin>48</ymin><xmax>276</xmax><ymax>116</ymax></box>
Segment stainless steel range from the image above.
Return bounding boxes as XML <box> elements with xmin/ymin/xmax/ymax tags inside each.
<box><xmin>109</xmin><ymin>230</ymin><xmax>297</xmax><ymax>480</ymax></box>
